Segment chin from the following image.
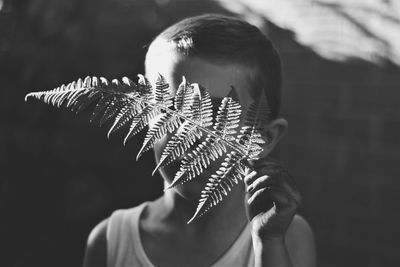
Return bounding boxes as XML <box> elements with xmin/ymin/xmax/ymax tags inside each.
<box><xmin>172</xmin><ymin>182</ymin><xmax>204</xmax><ymax>201</ymax></box>
<box><xmin>162</xmin><ymin>163</ymin><xmax>212</xmax><ymax>200</ymax></box>
<box><xmin>154</xmin><ymin>135</ymin><xmax>225</xmax><ymax>200</ymax></box>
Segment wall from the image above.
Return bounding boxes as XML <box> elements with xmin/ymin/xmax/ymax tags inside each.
<box><xmin>270</xmin><ymin>25</ymin><xmax>400</xmax><ymax>267</ymax></box>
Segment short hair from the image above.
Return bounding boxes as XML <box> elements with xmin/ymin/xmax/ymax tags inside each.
<box><xmin>155</xmin><ymin>14</ymin><xmax>282</xmax><ymax>119</ymax></box>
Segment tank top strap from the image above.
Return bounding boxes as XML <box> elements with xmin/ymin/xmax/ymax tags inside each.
<box><xmin>107</xmin><ymin>202</ymin><xmax>151</xmax><ymax>267</ymax></box>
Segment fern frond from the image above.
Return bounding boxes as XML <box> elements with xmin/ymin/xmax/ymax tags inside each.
<box><xmin>152</xmin><ymin>121</ymin><xmax>202</xmax><ymax>175</ymax></box>
<box><xmin>187</xmin><ymin>92</ymin><xmax>272</xmax><ymax>222</ymax></box>
<box><xmin>174</xmin><ymin>76</ymin><xmax>193</xmax><ymax>114</ymax></box>
<box><xmin>166</xmin><ymin>134</ymin><xmax>227</xmax><ymax>189</ymax></box>
<box><xmin>152</xmin><ymin>84</ymin><xmax>213</xmax><ymax>174</ymax></box>
<box><xmin>125</xmin><ymin>74</ymin><xmax>176</xmax><ymax>150</ymax></box>
<box><xmin>187</xmin><ymin>151</ymin><xmax>246</xmax><ymax>223</ymax></box>
<box><xmin>190</xmin><ymin>84</ymin><xmax>213</xmax><ymax>127</ymax></box>
<box><xmin>107</xmin><ymin>76</ymin><xmax>152</xmax><ymax>138</ymax></box>
<box><xmin>154</xmin><ymin>74</ymin><xmax>173</xmax><ymax>108</ymax></box>
<box><xmin>213</xmin><ymin>93</ymin><xmax>242</xmax><ymax>141</ymax></box>
<box><xmin>166</xmin><ymin>93</ymin><xmax>242</xmax><ymax>188</ymax></box>
<box><xmin>135</xmin><ymin>75</ymin><xmax>185</xmax><ymax>159</ymax></box>
<box><xmin>70</xmin><ymin>90</ymin><xmax>103</xmax><ymax>114</ymax></box>
<box><xmin>99</xmin><ymin>95</ymin><xmax>130</xmax><ymax>127</ymax></box>
<box><xmin>24</xmin><ymin>73</ymin><xmax>272</xmax><ymax>223</ymax></box>
<box><xmin>89</xmin><ymin>94</ymin><xmax>114</xmax><ymax>123</ymax></box>
<box><xmin>25</xmin><ymin>76</ymin><xmax>92</xmax><ymax>108</ymax></box>
<box><xmin>236</xmin><ymin>126</ymin><xmax>264</xmax><ymax>159</ymax></box>
<box><xmin>136</xmin><ymin>113</ymin><xmax>181</xmax><ymax>160</ymax></box>
<box><xmin>243</xmin><ymin>91</ymin><xmax>271</xmax><ymax>131</ymax></box>
<box><xmin>65</xmin><ymin>78</ymin><xmax>87</xmax><ymax>107</ymax></box>
<box><xmin>236</xmin><ymin>92</ymin><xmax>271</xmax><ymax>160</ymax></box>
<box><xmin>123</xmin><ymin>105</ymin><xmax>158</xmax><ymax>145</ymax></box>
<box><xmin>107</xmin><ymin>101</ymin><xmax>141</xmax><ymax>138</ymax></box>
<box><xmin>136</xmin><ymin>74</ymin><xmax>153</xmax><ymax>100</ymax></box>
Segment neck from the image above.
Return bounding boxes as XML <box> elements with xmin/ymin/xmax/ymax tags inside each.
<box><xmin>157</xmin><ymin>181</ymin><xmax>248</xmax><ymax>233</ymax></box>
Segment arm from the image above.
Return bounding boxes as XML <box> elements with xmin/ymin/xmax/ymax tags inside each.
<box><xmin>83</xmin><ymin>219</ymin><xmax>108</xmax><ymax>267</ymax></box>
<box><xmin>245</xmin><ymin>162</ymin><xmax>316</xmax><ymax>267</ymax></box>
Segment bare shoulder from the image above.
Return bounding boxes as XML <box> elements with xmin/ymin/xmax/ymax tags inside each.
<box><xmin>83</xmin><ymin>218</ymin><xmax>109</xmax><ymax>267</ymax></box>
<box><xmin>285</xmin><ymin>215</ymin><xmax>317</xmax><ymax>267</ymax></box>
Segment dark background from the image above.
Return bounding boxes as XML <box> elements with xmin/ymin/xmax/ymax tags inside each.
<box><xmin>1</xmin><ymin>0</ymin><xmax>399</xmax><ymax>266</ymax></box>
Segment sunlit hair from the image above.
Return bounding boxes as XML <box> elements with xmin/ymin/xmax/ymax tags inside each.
<box><xmin>156</xmin><ymin>14</ymin><xmax>282</xmax><ymax>119</ymax></box>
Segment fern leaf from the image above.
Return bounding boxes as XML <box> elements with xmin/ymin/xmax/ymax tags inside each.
<box><xmin>55</xmin><ymin>81</ymin><xmax>82</xmax><ymax>107</ymax></box>
<box><xmin>68</xmin><ymin>77</ymin><xmax>105</xmax><ymax>113</ymax></box>
<box><xmin>98</xmin><ymin>95</ymin><xmax>124</xmax><ymax>126</ymax></box>
<box><xmin>92</xmin><ymin>78</ymin><xmax>137</xmax><ymax>125</ymax></box>
<box><xmin>152</xmin><ymin>121</ymin><xmax>202</xmax><ymax>175</ymax></box>
<box><xmin>166</xmin><ymin>135</ymin><xmax>227</xmax><ymax>189</ymax></box>
<box><xmin>236</xmin><ymin>126</ymin><xmax>264</xmax><ymax>159</ymax></box>
<box><xmin>213</xmin><ymin>94</ymin><xmax>242</xmax><ymax>141</ymax></box>
<box><xmin>25</xmin><ymin>79</ymin><xmax>81</xmax><ymax>108</ymax></box>
<box><xmin>154</xmin><ymin>74</ymin><xmax>173</xmax><ymax>108</ymax></box>
<box><xmin>191</xmin><ymin>84</ymin><xmax>213</xmax><ymax>127</ymax></box>
<box><xmin>236</xmin><ymin>92</ymin><xmax>271</xmax><ymax>160</ymax></box>
<box><xmin>243</xmin><ymin>91</ymin><xmax>271</xmax><ymax>131</ymax></box>
<box><xmin>70</xmin><ymin>91</ymin><xmax>102</xmax><ymax>114</ymax></box>
<box><xmin>24</xmin><ymin>74</ymin><xmax>270</xmax><ymax>224</ymax></box>
<box><xmin>136</xmin><ymin>113</ymin><xmax>181</xmax><ymax>160</ymax></box>
<box><xmin>166</xmin><ymin>94</ymin><xmax>242</xmax><ymax>188</ymax></box>
<box><xmin>65</xmin><ymin>78</ymin><xmax>91</xmax><ymax>108</ymax></box>
<box><xmin>152</xmin><ymin>83</ymin><xmax>213</xmax><ymax>174</ymax></box>
<box><xmin>174</xmin><ymin>76</ymin><xmax>194</xmax><ymax>113</ymax></box>
<box><xmin>123</xmin><ymin>105</ymin><xmax>158</xmax><ymax>145</ymax></box>
<box><xmin>137</xmin><ymin>74</ymin><xmax>153</xmax><ymax>100</ymax></box>
<box><xmin>89</xmin><ymin>94</ymin><xmax>115</xmax><ymax>123</ymax></box>
<box><xmin>187</xmin><ymin>151</ymin><xmax>246</xmax><ymax>223</ymax></box>
<box><xmin>188</xmin><ymin>93</ymin><xmax>272</xmax><ymax>221</ymax></box>
<box><xmin>63</xmin><ymin>80</ymin><xmax>81</xmax><ymax>107</ymax></box>
<box><xmin>135</xmin><ymin>75</ymin><xmax>184</xmax><ymax>160</ymax></box>
<box><xmin>107</xmin><ymin>101</ymin><xmax>141</xmax><ymax>138</ymax></box>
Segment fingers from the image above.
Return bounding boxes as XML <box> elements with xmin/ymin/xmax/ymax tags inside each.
<box><xmin>244</xmin><ymin>170</ymin><xmax>258</xmax><ymax>186</ymax></box>
<box><xmin>244</xmin><ymin>169</ymin><xmax>302</xmax><ymax>205</ymax></box>
<box><xmin>245</xmin><ymin>161</ymin><xmax>302</xmax><ymax>239</ymax></box>
<box><xmin>246</xmin><ymin>187</ymin><xmax>274</xmax><ymax>221</ymax></box>
<box><xmin>247</xmin><ymin>186</ymin><xmax>299</xmax><ymax>213</ymax></box>
<box><xmin>246</xmin><ymin>175</ymin><xmax>270</xmax><ymax>194</ymax></box>
<box><xmin>244</xmin><ymin>163</ymin><xmax>302</xmax><ymax>222</ymax></box>
<box><xmin>244</xmin><ymin>162</ymin><xmax>286</xmax><ymax>187</ymax></box>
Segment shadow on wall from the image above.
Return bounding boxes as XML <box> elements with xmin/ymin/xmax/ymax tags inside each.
<box><xmin>218</xmin><ymin>0</ymin><xmax>400</xmax><ymax>66</ymax></box>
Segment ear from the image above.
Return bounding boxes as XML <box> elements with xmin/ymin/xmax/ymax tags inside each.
<box><xmin>259</xmin><ymin>118</ymin><xmax>288</xmax><ymax>158</ymax></box>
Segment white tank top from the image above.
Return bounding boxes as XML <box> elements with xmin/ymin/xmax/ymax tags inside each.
<box><xmin>106</xmin><ymin>202</ymin><xmax>255</xmax><ymax>267</ymax></box>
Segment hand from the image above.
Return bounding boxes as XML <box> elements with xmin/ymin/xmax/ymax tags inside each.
<box><xmin>244</xmin><ymin>159</ymin><xmax>302</xmax><ymax>242</ymax></box>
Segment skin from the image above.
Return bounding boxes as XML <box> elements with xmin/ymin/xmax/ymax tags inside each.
<box><xmin>83</xmin><ymin>38</ymin><xmax>317</xmax><ymax>267</ymax></box>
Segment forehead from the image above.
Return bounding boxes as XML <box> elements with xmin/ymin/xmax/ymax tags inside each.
<box><xmin>145</xmin><ymin>39</ymin><xmax>255</xmax><ymax>109</ymax></box>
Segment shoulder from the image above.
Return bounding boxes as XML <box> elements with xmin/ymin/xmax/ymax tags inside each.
<box><xmin>83</xmin><ymin>218</ymin><xmax>109</xmax><ymax>267</ymax></box>
<box><xmin>285</xmin><ymin>215</ymin><xmax>317</xmax><ymax>267</ymax></box>
<box><xmin>83</xmin><ymin>203</ymin><xmax>151</xmax><ymax>267</ymax></box>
